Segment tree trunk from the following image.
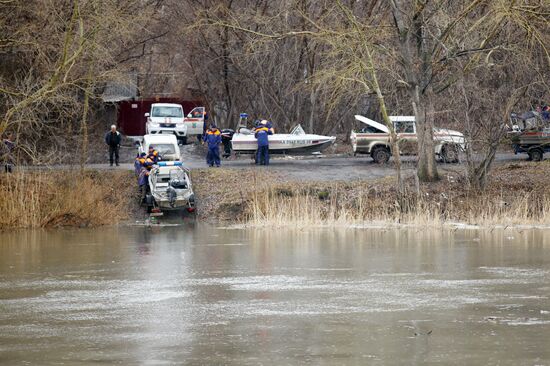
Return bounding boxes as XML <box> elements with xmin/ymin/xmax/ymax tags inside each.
<box><xmin>413</xmin><ymin>86</ymin><xmax>439</xmax><ymax>182</ymax></box>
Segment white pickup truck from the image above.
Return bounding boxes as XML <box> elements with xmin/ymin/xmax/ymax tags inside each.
<box><xmin>138</xmin><ymin>134</ymin><xmax>181</xmax><ymax>162</ymax></box>
<box><xmin>145</xmin><ymin>103</ymin><xmax>205</xmax><ymax>144</ymax></box>
<box><xmin>350</xmin><ymin>115</ymin><xmax>466</xmax><ymax>164</ymax></box>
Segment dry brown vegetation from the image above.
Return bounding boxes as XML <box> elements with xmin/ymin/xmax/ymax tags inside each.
<box><xmin>191</xmin><ymin>168</ymin><xmax>282</xmax><ymax>222</ymax></box>
<box><xmin>0</xmin><ymin>170</ymin><xmax>136</xmax><ymax>229</ymax></box>
<box><xmin>4</xmin><ymin>162</ymin><xmax>550</xmax><ymax>229</ymax></box>
<box><xmin>191</xmin><ymin>163</ymin><xmax>550</xmax><ymax>228</ymax></box>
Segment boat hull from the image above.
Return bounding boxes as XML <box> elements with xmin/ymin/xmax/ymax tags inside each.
<box><xmin>231</xmin><ymin>134</ymin><xmax>336</xmax><ymax>155</ymax></box>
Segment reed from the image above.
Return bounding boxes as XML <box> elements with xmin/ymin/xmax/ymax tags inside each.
<box><xmin>246</xmin><ymin>182</ymin><xmax>550</xmax><ymax>228</ymax></box>
<box><xmin>0</xmin><ymin>170</ymin><xmax>134</xmax><ymax>229</ymax></box>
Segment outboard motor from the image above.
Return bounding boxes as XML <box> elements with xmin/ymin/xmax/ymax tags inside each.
<box><xmin>221</xmin><ymin>128</ymin><xmax>235</xmax><ymax>158</ymax></box>
<box><xmin>166</xmin><ymin>186</ymin><xmax>177</xmax><ymax>208</ymax></box>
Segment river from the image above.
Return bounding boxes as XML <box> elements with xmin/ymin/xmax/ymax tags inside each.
<box><xmin>1</xmin><ymin>225</ymin><xmax>550</xmax><ymax>365</ymax></box>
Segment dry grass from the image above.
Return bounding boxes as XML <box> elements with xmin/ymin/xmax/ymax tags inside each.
<box><xmin>0</xmin><ymin>170</ymin><xmax>136</xmax><ymax>229</ymax></box>
<box><xmin>245</xmin><ymin>163</ymin><xmax>550</xmax><ymax>228</ymax></box>
<box><xmin>191</xmin><ymin>168</ymin><xmax>281</xmax><ymax>221</ymax></box>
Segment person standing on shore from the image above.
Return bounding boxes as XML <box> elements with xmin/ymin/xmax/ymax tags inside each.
<box><xmin>138</xmin><ymin>158</ymin><xmax>153</xmax><ymax>203</ymax></box>
<box><xmin>104</xmin><ymin>125</ymin><xmax>121</xmax><ymax>167</ymax></box>
<box><xmin>255</xmin><ymin>120</ymin><xmax>272</xmax><ymax>166</ymax></box>
<box><xmin>203</xmin><ymin>124</ymin><xmax>221</xmax><ymax>167</ymax></box>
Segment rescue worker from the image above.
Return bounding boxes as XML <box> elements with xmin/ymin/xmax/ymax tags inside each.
<box><xmin>138</xmin><ymin>158</ymin><xmax>154</xmax><ymax>203</ymax></box>
<box><xmin>203</xmin><ymin>124</ymin><xmax>222</xmax><ymax>167</ymax></box>
<box><xmin>134</xmin><ymin>152</ymin><xmax>147</xmax><ymax>176</ymax></box>
<box><xmin>255</xmin><ymin>120</ymin><xmax>272</xmax><ymax>166</ymax></box>
<box><xmin>104</xmin><ymin>125</ymin><xmax>121</xmax><ymax>166</ymax></box>
<box><xmin>147</xmin><ymin>145</ymin><xmax>160</xmax><ymax>163</ymax></box>
<box><xmin>266</xmin><ymin>120</ymin><xmax>275</xmax><ymax>134</ymax></box>
<box><xmin>221</xmin><ymin>129</ymin><xmax>235</xmax><ymax>158</ymax></box>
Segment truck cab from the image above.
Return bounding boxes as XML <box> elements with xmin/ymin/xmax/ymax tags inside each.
<box><xmin>139</xmin><ymin>134</ymin><xmax>181</xmax><ymax>162</ymax></box>
<box><xmin>145</xmin><ymin>103</ymin><xmax>188</xmax><ymax>144</ymax></box>
<box><xmin>350</xmin><ymin>115</ymin><xmax>465</xmax><ymax>164</ymax></box>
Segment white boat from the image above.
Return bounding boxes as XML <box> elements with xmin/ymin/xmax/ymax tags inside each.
<box><xmin>145</xmin><ymin>161</ymin><xmax>196</xmax><ymax>213</ymax></box>
<box><xmin>231</xmin><ymin>124</ymin><xmax>336</xmax><ymax>155</ymax></box>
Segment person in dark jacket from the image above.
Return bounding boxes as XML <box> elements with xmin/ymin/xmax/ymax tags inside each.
<box><xmin>221</xmin><ymin>129</ymin><xmax>234</xmax><ymax>158</ymax></box>
<box><xmin>203</xmin><ymin>124</ymin><xmax>222</xmax><ymax>167</ymax></box>
<box><xmin>138</xmin><ymin>158</ymin><xmax>154</xmax><ymax>202</ymax></box>
<box><xmin>134</xmin><ymin>152</ymin><xmax>147</xmax><ymax>176</ymax></box>
<box><xmin>255</xmin><ymin>120</ymin><xmax>272</xmax><ymax>166</ymax></box>
<box><xmin>147</xmin><ymin>145</ymin><xmax>161</xmax><ymax>163</ymax></box>
<box><xmin>104</xmin><ymin>125</ymin><xmax>122</xmax><ymax>166</ymax></box>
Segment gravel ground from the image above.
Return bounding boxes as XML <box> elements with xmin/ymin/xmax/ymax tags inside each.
<box><xmin>84</xmin><ymin>142</ymin><xmax>524</xmax><ymax>182</ymax></box>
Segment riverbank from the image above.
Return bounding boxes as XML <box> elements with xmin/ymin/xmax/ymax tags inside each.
<box><xmin>0</xmin><ymin>170</ymin><xmax>138</xmax><ymax>229</ymax></box>
<box><xmin>194</xmin><ymin>161</ymin><xmax>550</xmax><ymax>227</ymax></box>
<box><xmin>2</xmin><ymin>160</ymin><xmax>550</xmax><ymax>229</ymax></box>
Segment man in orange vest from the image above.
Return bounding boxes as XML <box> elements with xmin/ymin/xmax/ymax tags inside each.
<box><xmin>203</xmin><ymin>124</ymin><xmax>222</xmax><ymax>167</ymax></box>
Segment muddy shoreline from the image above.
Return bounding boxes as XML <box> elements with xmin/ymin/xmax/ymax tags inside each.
<box><xmin>2</xmin><ymin>156</ymin><xmax>549</xmax><ymax>229</ymax></box>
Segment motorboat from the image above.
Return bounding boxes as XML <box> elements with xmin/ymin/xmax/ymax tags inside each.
<box><xmin>145</xmin><ymin>161</ymin><xmax>196</xmax><ymax>213</ymax></box>
<box><xmin>231</xmin><ymin>124</ymin><xmax>336</xmax><ymax>155</ymax></box>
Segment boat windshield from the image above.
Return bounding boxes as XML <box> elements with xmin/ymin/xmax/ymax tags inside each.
<box><xmin>290</xmin><ymin>124</ymin><xmax>306</xmax><ymax>135</ymax></box>
<box><xmin>151</xmin><ymin>106</ymin><xmax>183</xmax><ymax>118</ymax></box>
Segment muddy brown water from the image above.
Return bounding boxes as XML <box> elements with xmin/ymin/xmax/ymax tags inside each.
<box><xmin>1</xmin><ymin>225</ymin><xmax>550</xmax><ymax>365</ymax></box>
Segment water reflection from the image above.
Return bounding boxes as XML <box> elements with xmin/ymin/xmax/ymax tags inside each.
<box><xmin>1</xmin><ymin>226</ymin><xmax>550</xmax><ymax>364</ymax></box>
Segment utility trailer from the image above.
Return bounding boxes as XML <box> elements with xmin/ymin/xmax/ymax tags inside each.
<box><xmin>509</xmin><ymin>111</ymin><xmax>550</xmax><ymax>161</ymax></box>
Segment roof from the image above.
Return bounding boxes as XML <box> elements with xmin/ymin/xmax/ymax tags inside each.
<box><xmin>143</xmin><ymin>134</ymin><xmax>178</xmax><ymax>144</ymax></box>
<box><xmin>151</xmin><ymin>103</ymin><xmax>183</xmax><ymax>108</ymax></box>
<box><xmin>101</xmin><ymin>73</ymin><xmax>138</xmax><ymax>102</ymax></box>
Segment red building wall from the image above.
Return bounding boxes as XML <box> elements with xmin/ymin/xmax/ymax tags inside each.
<box><xmin>117</xmin><ymin>98</ymin><xmax>202</xmax><ymax>136</ymax></box>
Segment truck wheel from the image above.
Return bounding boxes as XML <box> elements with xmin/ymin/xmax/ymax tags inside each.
<box><xmin>371</xmin><ymin>146</ymin><xmax>391</xmax><ymax>164</ymax></box>
<box><xmin>441</xmin><ymin>144</ymin><xmax>460</xmax><ymax>164</ymax></box>
<box><xmin>178</xmin><ymin>136</ymin><xmax>187</xmax><ymax>145</ymax></box>
<box><xmin>530</xmin><ymin>149</ymin><xmax>544</xmax><ymax>162</ymax></box>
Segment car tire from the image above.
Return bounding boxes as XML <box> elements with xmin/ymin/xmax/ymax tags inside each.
<box><xmin>178</xmin><ymin>136</ymin><xmax>187</xmax><ymax>145</ymax></box>
<box><xmin>530</xmin><ymin>148</ymin><xmax>544</xmax><ymax>162</ymax></box>
<box><xmin>371</xmin><ymin>146</ymin><xmax>391</xmax><ymax>164</ymax></box>
<box><xmin>441</xmin><ymin>144</ymin><xmax>460</xmax><ymax>164</ymax></box>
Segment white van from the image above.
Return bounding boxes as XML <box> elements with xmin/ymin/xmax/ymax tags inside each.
<box><xmin>145</xmin><ymin>103</ymin><xmax>188</xmax><ymax>144</ymax></box>
<box><xmin>138</xmin><ymin>134</ymin><xmax>181</xmax><ymax>162</ymax></box>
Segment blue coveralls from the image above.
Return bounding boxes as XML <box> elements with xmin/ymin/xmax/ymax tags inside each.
<box><xmin>255</xmin><ymin>127</ymin><xmax>272</xmax><ymax>165</ymax></box>
<box><xmin>204</xmin><ymin>128</ymin><xmax>222</xmax><ymax>167</ymax></box>
<box><xmin>147</xmin><ymin>149</ymin><xmax>160</xmax><ymax>163</ymax></box>
<box><xmin>138</xmin><ymin>166</ymin><xmax>151</xmax><ymax>202</ymax></box>
<box><xmin>134</xmin><ymin>154</ymin><xmax>146</xmax><ymax>176</ymax></box>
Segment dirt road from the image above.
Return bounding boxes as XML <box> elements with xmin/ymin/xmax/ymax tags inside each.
<box><xmin>80</xmin><ymin>143</ymin><xmax>525</xmax><ymax>182</ymax></box>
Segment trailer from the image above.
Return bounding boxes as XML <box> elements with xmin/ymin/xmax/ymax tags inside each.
<box><xmin>509</xmin><ymin>111</ymin><xmax>550</xmax><ymax>161</ymax></box>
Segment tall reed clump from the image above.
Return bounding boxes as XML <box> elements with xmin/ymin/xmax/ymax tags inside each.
<box><xmin>246</xmin><ymin>182</ymin><xmax>550</xmax><ymax>228</ymax></box>
<box><xmin>0</xmin><ymin>170</ymin><xmax>134</xmax><ymax>229</ymax></box>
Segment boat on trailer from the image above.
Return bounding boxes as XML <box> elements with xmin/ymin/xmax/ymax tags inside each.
<box><xmin>145</xmin><ymin>161</ymin><xmax>196</xmax><ymax>214</ymax></box>
<box><xmin>231</xmin><ymin>124</ymin><xmax>336</xmax><ymax>155</ymax></box>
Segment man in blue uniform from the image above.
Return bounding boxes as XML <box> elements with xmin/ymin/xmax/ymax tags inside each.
<box><xmin>255</xmin><ymin>120</ymin><xmax>272</xmax><ymax>166</ymax></box>
<box><xmin>203</xmin><ymin>124</ymin><xmax>222</xmax><ymax>167</ymax></box>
